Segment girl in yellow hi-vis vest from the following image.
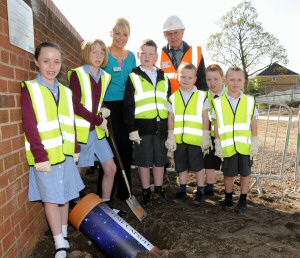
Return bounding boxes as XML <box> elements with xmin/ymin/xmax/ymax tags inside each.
<box><xmin>68</xmin><ymin>39</ymin><xmax>125</xmax><ymax>217</ymax></box>
<box><xmin>21</xmin><ymin>42</ymin><xmax>85</xmax><ymax>258</ymax></box>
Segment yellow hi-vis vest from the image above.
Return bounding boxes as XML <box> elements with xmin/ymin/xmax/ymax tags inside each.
<box><xmin>129</xmin><ymin>73</ymin><xmax>169</xmax><ymax>119</ymax></box>
<box><xmin>208</xmin><ymin>86</ymin><xmax>228</xmax><ymax>137</ymax></box>
<box><xmin>214</xmin><ymin>94</ymin><xmax>255</xmax><ymax>158</ymax></box>
<box><xmin>68</xmin><ymin>67</ymin><xmax>111</xmax><ymax>143</ymax></box>
<box><xmin>22</xmin><ymin>80</ymin><xmax>76</xmax><ymax>165</ymax></box>
<box><xmin>169</xmin><ymin>90</ymin><xmax>207</xmax><ymax>146</ymax></box>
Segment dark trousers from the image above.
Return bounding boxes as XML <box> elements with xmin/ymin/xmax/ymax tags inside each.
<box><xmin>97</xmin><ymin>100</ymin><xmax>133</xmax><ymax>201</ymax></box>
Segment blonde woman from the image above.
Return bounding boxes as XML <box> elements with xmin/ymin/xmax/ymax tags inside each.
<box><xmin>98</xmin><ymin>18</ymin><xmax>136</xmax><ymax>202</ymax></box>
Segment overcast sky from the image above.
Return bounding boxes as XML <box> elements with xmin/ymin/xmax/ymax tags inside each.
<box><xmin>52</xmin><ymin>0</ymin><xmax>300</xmax><ymax>74</ymax></box>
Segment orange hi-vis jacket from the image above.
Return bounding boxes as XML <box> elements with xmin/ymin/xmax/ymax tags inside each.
<box><xmin>160</xmin><ymin>46</ymin><xmax>203</xmax><ymax>93</ymax></box>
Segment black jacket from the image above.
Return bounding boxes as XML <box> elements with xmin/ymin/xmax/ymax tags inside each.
<box><xmin>162</xmin><ymin>41</ymin><xmax>208</xmax><ymax>91</ymax></box>
<box><xmin>123</xmin><ymin>66</ymin><xmax>171</xmax><ymax>139</ymax></box>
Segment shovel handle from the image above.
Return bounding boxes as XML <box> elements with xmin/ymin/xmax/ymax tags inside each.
<box><xmin>107</xmin><ymin>117</ymin><xmax>133</xmax><ymax>197</ymax></box>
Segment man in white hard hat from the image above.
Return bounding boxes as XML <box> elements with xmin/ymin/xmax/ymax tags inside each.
<box><xmin>160</xmin><ymin>15</ymin><xmax>208</xmax><ymax>93</ymax></box>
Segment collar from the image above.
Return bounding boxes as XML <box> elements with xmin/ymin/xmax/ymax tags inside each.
<box><xmin>36</xmin><ymin>74</ymin><xmax>60</xmax><ymax>90</ymax></box>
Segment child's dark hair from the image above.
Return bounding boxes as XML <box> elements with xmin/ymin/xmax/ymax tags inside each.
<box><xmin>34</xmin><ymin>42</ymin><xmax>62</xmax><ymax>60</ymax></box>
<box><xmin>140</xmin><ymin>39</ymin><xmax>157</xmax><ymax>52</ymax></box>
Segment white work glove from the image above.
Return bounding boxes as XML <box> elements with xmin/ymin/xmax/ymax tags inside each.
<box><xmin>250</xmin><ymin>136</ymin><xmax>259</xmax><ymax>158</ymax></box>
<box><xmin>129</xmin><ymin>130</ymin><xmax>142</xmax><ymax>144</ymax></box>
<box><xmin>165</xmin><ymin>130</ymin><xmax>177</xmax><ymax>151</ymax></box>
<box><xmin>35</xmin><ymin>161</ymin><xmax>51</xmax><ymax>174</ymax></box>
<box><xmin>73</xmin><ymin>153</ymin><xmax>80</xmax><ymax>163</ymax></box>
<box><xmin>214</xmin><ymin>139</ymin><xmax>223</xmax><ymax>161</ymax></box>
<box><xmin>100</xmin><ymin>118</ymin><xmax>109</xmax><ymax>137</ymax></box>
<box><xmin>202</xmin><ymin>130</ymin><xmax>213</xmax><ymax>156</ymax></box>
<box><xmin>100</xmin><ymin>107</ymin><xmax>111</xmax><ymax>119</ymax></box>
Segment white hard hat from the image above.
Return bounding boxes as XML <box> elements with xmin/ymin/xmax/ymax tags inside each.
<box><xmin>163</xmin><ymin>15</ymin><xmax>185</xmax><ymax>32</ymax></box>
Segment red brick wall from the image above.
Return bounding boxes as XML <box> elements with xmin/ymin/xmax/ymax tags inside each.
<box><xmin>0</xmin><ymin>0</ymin><xmax>83</xmax><ymax>257</ymax></box>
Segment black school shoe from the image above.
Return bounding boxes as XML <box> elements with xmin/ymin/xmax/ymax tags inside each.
<box><xmin>218</xmin><ymin>198</ymin><xmax>233</xmax><ymax>207</ymax></box>
<box><xmin>105</xmin><ymin>201</ymin><xmax>127</xmax><ymax>218</ymax></box>
<box><xmin>193</xmin><ymin>191</ymin><xmax>204</xmax><ymax>205</ymax></box>
<box><xmin>204</xmin><ymin>185</ymin><xmax>215</xmax><ymax>196</ymax></box>
<box><xmin>173</xmin><ymin>192</ymin><xmax>187</xmax><ymax>203</ymax></box>
<box><xmin>235</xmin><ymin>199</ymin><xmax>247</xmax><ymax>213</ymax></box>
<box><xmin>141</xmin><ymin>190</ymin><xmax>153</xmax><ymax>207</ymax></box>
<box><xmin>152</xmin><ymin>190</ymin><xmax>167</xmax><ymax>204</ymax></box>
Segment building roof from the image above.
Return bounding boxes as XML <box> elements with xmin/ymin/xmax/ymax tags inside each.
<box><xmin>258</xmin><ymin>62</ymin><xmax>298</xmax><ymax>76</ymax></box>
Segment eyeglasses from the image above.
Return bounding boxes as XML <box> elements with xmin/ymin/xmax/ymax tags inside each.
<box><xmin>164</xmin><ymin>30</ymin><xmax>183</xmax><ymax>38</ymax></box>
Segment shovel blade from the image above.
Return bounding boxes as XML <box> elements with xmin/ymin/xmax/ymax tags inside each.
<box><xmin>126</xmin><ymin>195</ymin><xmax>147</xmax><ymax>221</ymax></box>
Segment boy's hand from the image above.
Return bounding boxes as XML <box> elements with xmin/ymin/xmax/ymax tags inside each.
<box><xmin>165</xmin><ymin>130</ymin><xmax>177</xmax><ymax>151</ymax></box>
<box><xmin>202</xmin><ymin>130</ymin><xmax>213</xmax><ymax>156</ymax></box>
<box><xmin>214</xmin><ymin>139</ymin><xmax>223</xmax><ymax>161</ymax></box>
<box><xmin>129</xmin><ymin>130</ymin><xmax>142</xmax><ymax>144</ymax></box>
<box><xmin>73</xmin><ymin>153</ymin><xmax>80</xmax><ymax>163</ymax></box>
<box><xmin>100</xmin><ymin>107</ymin><xmax>111</xmax><ymax>118</ymax></box>
<box><xmin>35</xmin><ymin>161</ymin><xmax>51</xmax><ymax>174</ymax></box>
<box><xmin>251</xmin><ymin>136</ymin><xmax>259</xmax><ymax>158</ymax></box>
<box><xmin>100</xmin><ymin>118</ymin><xmax>109</xmax><ymax>137</ymax></box>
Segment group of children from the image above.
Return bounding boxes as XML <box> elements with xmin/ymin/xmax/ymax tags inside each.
<box><xmin>21</xmin><ymin>38</ymin><xmax>258</xmax><ymax>257</ymax></box>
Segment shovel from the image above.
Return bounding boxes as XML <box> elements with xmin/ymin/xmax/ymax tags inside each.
<box><xmin>107</xmin><ymin>117</ymin><xmax>147</xmax><ymax>221</ymax></box>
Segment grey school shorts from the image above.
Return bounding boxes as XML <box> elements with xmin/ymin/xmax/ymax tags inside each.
<box><xmin>222</xmin><ymin>153</ymin><xmax>253</xmax><ymax>177</ymax></box>
<box><xmin>174</xmin><ymin>143</ymin><xmax>204</xmax><ymax>173</ymax></box>
<box><xmin>134</xmin><ymin>134</ymin><xmax>168</xmax><ymax>167</ymax></box>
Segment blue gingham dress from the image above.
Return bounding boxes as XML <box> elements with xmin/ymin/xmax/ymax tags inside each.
<box><xmin>28</xmin><ymin>156</ymin><xmax>85</xmax><ymax>204</ymax></box>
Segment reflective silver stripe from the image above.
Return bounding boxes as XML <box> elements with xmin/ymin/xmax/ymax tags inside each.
<box><xmin>65</xmin><ymin>88</ymin><xmax>75</xmax><ymax>119</ymax></box>
<box><xmin>77</xmin><ymin>67</ymin><xmax>92</xmax><ymax>112</ymax></box>
<box><xmin>26</xmin><ymin>136</ymin><xmax>63</xmax><ymax>150</ymax></box>
<box><xmin>221</xmin><ymin>138</ymin><xmax>234</xmax><ymax>147</ymax></box>
<box><xmin>156</xmin><ymin>103</ymin><xmax>166</xmax><ymax>110</ymax></box>
<box><xmin>218</xmin><ymin>125</ymin><xmax>233</xmax><ymax>134</ymax></box>
<box><xmin>37</xmin><ymin>120</ymin><xmax>60</xmax><ymax>132</ymax></box>
<box><xmin>131</xmin><ymin>74</ymin><xmax>143</xmax><ymax>93</ymax></box>
<box><xmin>174</xmin><ymin>127</ymin><xmax>203</xmax><ymax>136</ymax></box>
<box><xmin>156</xmin><ymin>91</ymin><xmax>167</xmax><ymax>99</ymax></box>
<box><xmin>135</xmin><ymin>103</ymin><xmax>157</xmax><ymax>115</ymax></box>
<box><xmin>58</xmin><ymin>115</ymin><xmax>74</xmax><ymax>126</ymax></box>
<box><xmin>234</xmin><ymin>136</ymin><xmax>251</xmax><ymax>144</ymax></box>
<box><xmin>61</xmin><ymin>131</ymin><xmax>75</xmax><ymax>142</ymax></box>
<box><xmin>174</xmin><ymin>114</ymin><xmax>202</xmax><ymax>123</ymax></box>
<box><xmin>75</xmin><ymin>118</ymin><xmax>90</xmax><ymax>127</ymax></box>
<box><xmin>27</xmin><ymin>81</ymin><xmax>48</xmax><ymax>123</ymax></box>
<box><xmin>135</xmin><ymin>91</ymin><xmax>155</xmax><ymax>101</ymax></box>
<box><xmin>192</xmin><ymin>46</ymin><xmax>198</xmax><ymax>66</ymax></box>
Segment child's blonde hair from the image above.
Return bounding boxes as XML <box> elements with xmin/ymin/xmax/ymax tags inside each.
<box><xmin>226</xmin><ymin>66</ymin><xmax>244</xmax><ymax>78</ymax></box>
<box><xmin>178</xmin><ymin>62</ymin><xmax>197</xmax><ymax>74</ymax></box>
<box><xmin>81</xmin><ymin>39</ymin><xmax>109</xmax><ymax>67</ymax></box>
<box><xmin>206</xmin><ymin>64</ymin><xmax>224</xmax><ymax>77</ymax></box>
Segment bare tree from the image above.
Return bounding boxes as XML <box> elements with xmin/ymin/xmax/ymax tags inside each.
<box><xmin>206</xmin><ymin>1</ymin><xmax>288</xmax><ymax>90</ymax></box>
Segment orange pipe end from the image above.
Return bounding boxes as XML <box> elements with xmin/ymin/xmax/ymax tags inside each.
<box><xmin>69</xmin><ymin>193</ymin><xmax>105</xmax><ymax>230</ymax></box>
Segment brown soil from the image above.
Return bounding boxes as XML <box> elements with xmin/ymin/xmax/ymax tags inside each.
<box><xmin>29</xmin><ymin>119</ymin><xmax>300</xmax><ymax>258</ymax></box>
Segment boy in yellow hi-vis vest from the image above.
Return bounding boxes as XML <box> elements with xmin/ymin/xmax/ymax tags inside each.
<box><xmin>212</xmin><ymin>67</ymin><xmax>259</xmax><ymax>212</ymax></box>
<box><xmin>166</xmin><ymin>63</ymin><xmax>211</xmax><ymax>205</ymax></box>
<box><xmin>124</xmin><ymin>39</ymin><xmax>171</xmax><ymax>207</ymax></box>
<box><xmin>204</xmin><ymin>64</ymin><xmax>227</xmax><ymax>196</ymax></box>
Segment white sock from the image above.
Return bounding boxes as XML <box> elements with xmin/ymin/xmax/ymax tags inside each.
<box><xmin>53</xmin><ymin>233</ymin><xmax>66</xmax><ymax>258</ymax></box>
<box><xmin>62</xmin><ymin>225</ymin><xmax>70</xmax><ymax>249</ymax></box>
